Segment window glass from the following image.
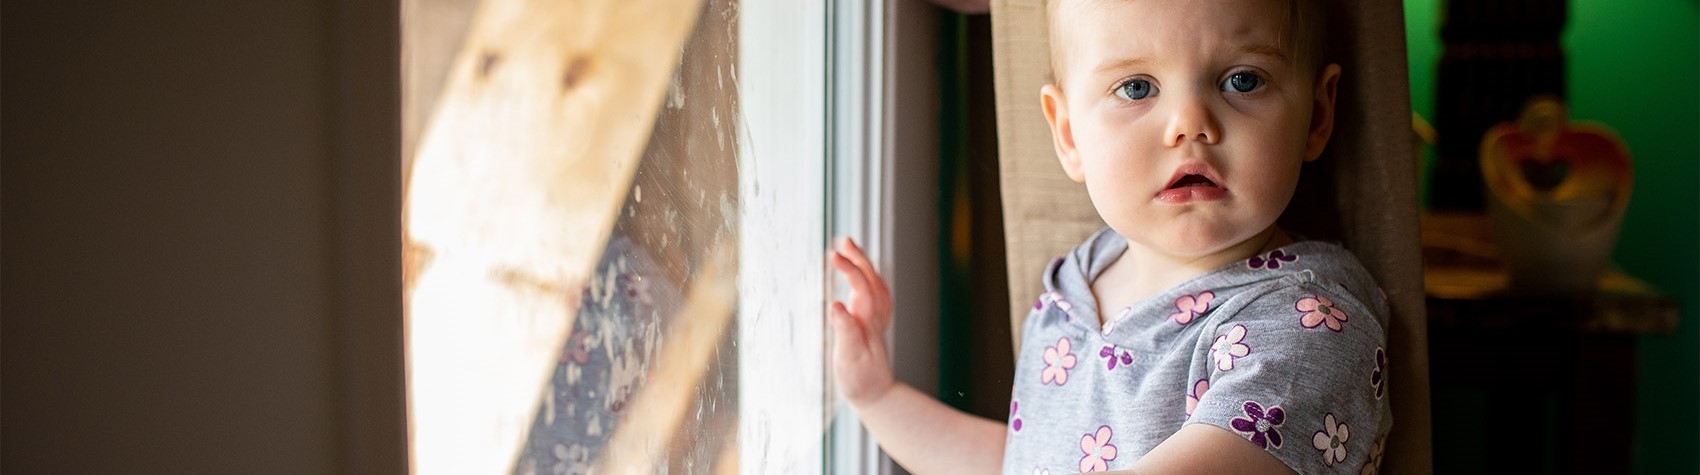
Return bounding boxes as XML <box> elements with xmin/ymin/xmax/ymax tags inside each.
<box><xmin>511</xmin><ymin>0</ymin><xmax>742</xmax><ymax>473</ymax></box>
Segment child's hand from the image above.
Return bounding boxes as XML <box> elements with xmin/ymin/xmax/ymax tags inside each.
<box><xmin>827</xmin><ymin>237</ymin><xmax>895</xmax><ymax>407</ymax></box>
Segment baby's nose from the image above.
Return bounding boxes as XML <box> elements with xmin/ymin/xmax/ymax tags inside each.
<box><xmin>1163</xmin><ymin>97</ymin><xmax>1221</xmax><ymax>146</ymax></box>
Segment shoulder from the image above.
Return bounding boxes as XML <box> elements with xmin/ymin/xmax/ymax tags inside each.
<box><xmin>1184</xmin><ymin>253</ymin><xmax>1392</xmax><ymax>472</ymax></box>
<box><xmin>1222</xmin><ymin>241</ymin><xmax>1390</xmax><ymax>333</ymax></box>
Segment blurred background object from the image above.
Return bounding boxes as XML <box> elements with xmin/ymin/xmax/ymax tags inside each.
<box><xmin>1406</xmin><ymin>0</ymin><xmax>1697</xmax><ymax>472</ymax></box>
<box><xmin>1480</xmin><ymin>97</ymin><xmax>1632</xmax><ymax>293</ymax></box>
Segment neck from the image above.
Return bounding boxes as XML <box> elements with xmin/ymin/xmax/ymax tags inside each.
<box><xmin>1115</xmin><ymin>226</ymin><xmax>1291</xmax><ymax>300</ymax></box>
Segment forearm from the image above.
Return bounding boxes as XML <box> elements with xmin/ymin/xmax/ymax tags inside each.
<box><xmin>852</xmin><ymin>382</ymin><xmax>1007</xmax><ymax>475</ymax></box>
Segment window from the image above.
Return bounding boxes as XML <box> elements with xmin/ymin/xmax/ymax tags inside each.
<box><xmin>400</xmin><ymin>0</ymin><xmax>911</xmax><ymax>473</ymax></box>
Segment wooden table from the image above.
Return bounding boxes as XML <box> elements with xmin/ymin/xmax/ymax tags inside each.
<box><xmin>1421</xmin><ymin>213</ymin><xmax>1678</xmax><ymax>473</ymax></box>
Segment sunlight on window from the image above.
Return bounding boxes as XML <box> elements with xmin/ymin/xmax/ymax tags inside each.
<box><xmin>400</xmin><ymin>0</ymin><xmax>735</xmax><ymax>472</ymax></box>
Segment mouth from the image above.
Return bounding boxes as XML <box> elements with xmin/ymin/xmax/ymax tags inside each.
<box><xmin>1162</xmin><ymin>163</ymin><xmax>1226</xmax><ymax>191</ymax></box>
<box><xmin>1167</xmin><ymin>174</ymin><xmax>1219</xmax><ymax>189</ymax></box>
<box><xmin>1156</xmin><ymin>164</ymin><xmax>1228</xmax><ymax>203</ymax></box>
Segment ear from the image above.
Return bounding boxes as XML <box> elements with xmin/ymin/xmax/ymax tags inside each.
<box><xmin>1304</xmin><ymin>63</ymin><xmax>1342</xmax><ymax>162</ymax></box>
<box><xmin>1041</xmin><ymin>84</ymin><xmax>1085</xmax><ymax>183</ymax></box>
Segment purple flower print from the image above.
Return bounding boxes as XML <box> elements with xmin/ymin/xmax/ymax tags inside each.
<box><xmin>1009</xmin><ymin>398</ymin><xmax>1024</xmax><ymax>432</ymax></box>
<box><xmin>1360</xmin><ymin>436</ymin><xmax>1386</xmax><ymax>475</ymax></box>
<box><xmin>1312</xmin><ymin>413</ymin><xmax>1351</xmax><ymax>467</ymax></box>
<box><xmin>1078</xmin><ymin>425</ymin><xmax>1118</xmax><ymax>472</ymax></box>
<box><xmin>1229</xmin><ymin>401</ymin><xmax>1286</xmax><ymax>449</ymax></box>
<box><xmin>1168</xmin><ymin>291</ymin><xmax>1215</xmax><ymax>325</ymax></box>
<box><xmin>1041</xmin><ymin>337</ymin><xmax>1077</xmax><ymax>385</ymax></box>
<box><xmin>1210</xmin><ymin>324</ymin><xmax>1251</xmax><ymax>371</ymax></box>
<box><xmin>1371</xmin><ymin>347</ymin><xmax>1387</xmax><ymax>400</ymax></box>
<box><xmin>1248</xmin><ymin>249</ymin><xmax>1298</xmax><ymax>269</ymax></box>
<box><xmin>1099</xmin><ymin>345</ymin><xmax>1134</xmax><ymax>371</ymax></box>
<box><xmin>1186</xmin><ymin>378</ymin><xmax>1209</xmax><ymax>416</ymax></box>
<box><xmin>1296</xmin><ymin>295</ymin><xmax>1349</xmax><ymax>332</ymax></box>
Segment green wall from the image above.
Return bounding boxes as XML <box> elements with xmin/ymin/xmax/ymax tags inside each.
<box><xmin>1567</xmin><ymin>1</ymin><xmax>1700</xmax><ymax>472</ymax></box>
<box><xmin>1405</xmin><ymin>0</ymin><xmax>1700</xmax><ymax>472</ymax></box>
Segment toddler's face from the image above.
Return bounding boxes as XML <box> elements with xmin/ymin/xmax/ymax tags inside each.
<box><xmin>1043</xmin><ymin>0</ymin><xmax>1338</xmax><ymax>259</ymax></box>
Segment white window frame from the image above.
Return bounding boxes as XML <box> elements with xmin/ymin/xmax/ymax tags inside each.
<box><xmin>740</xmin><ymin>0</ymin><xmax>938</xmax><ymax>473</ymax></box>
<box><xmin>735</xmin><ymin>0</ymin><xmax>830</xmax><ymax>472</ymax></box>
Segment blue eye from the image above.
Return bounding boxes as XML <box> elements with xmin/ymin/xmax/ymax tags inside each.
<box><xmin>1223</xmin><ymin>72</ymin><xmax>1262</xmax><ymax>93</ymax></box>
<box><xmin>1114</xmin><ymin>79</ymin><xmax>1154</xmax><ymax>100</ymax></box>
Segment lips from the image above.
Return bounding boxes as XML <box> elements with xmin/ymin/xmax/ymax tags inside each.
<box><xmin>1156</xmin><ymin>163</ymin><xmax>1227</xmax><ymax>203</ymax></box>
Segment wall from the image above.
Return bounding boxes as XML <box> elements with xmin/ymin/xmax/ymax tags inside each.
<box><xmin>2</xmin><ymin>1</ymin><xmax>405</xmax><ymax>473</ymax></box>
<box><xmin>1565</xmin><ymin>1</ymin><xmax>1700</xmax><ymax>472</ymax></box>
<box><xmin>1405</xmin><ymin>0</ymin><xmax>1700</xmax><ymax>472</ymax></box>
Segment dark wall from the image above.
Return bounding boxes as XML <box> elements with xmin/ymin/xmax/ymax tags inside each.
<box><xmin>3</xmin><ymin>2</ymin><xmax>404</xmax><ymax>473</ymax></box>
<box><xmin>935</xmin><ymin>11</ymin><xmax>1012</xmax><ymax>421</ymax></box>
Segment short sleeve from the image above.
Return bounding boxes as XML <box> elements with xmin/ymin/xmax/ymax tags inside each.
<box><xmin>1185</xmin><ymin>281</ymin><xmax>1390</xmax><ymax>473</ymax></box>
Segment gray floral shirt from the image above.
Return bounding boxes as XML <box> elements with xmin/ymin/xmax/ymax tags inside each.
<box><xmin>1001</xmin><ymin>228</ymin><xmax>1392</xmax><ymax>474</ymax></box>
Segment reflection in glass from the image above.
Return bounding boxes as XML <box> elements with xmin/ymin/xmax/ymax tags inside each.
<box><xmin>511</xmin><ymin>0</ymin><xmax>740</xmax><ymax>473</ymax></box>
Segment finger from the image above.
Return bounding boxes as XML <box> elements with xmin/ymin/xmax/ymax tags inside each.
<box><xmin>836</xmin><ymin>238</ymin><xmax>891</xmax><ymax>313</ymax></box>
<box><xmin>833</xmin><ymin>243</ymin><xmax>890</xmax><ymax>330</ymax></box>
<box><xmin>830</xmin><ymin>251</ymin><xmax>873</xmax><ymax>299</ymax></box>
<box><xmin>837</xmin><ymin>237</ymin><xmax>874</xmax><ymax>271</ymax></box>
<box><xmin>832</xmin><ymin>301</ymin><xmax>887</xmax><ymax>368</ymax></box>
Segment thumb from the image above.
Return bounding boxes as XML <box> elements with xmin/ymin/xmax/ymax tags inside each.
<box><xmin>829</xmin><ymin>301</ymin><xmax>884</xmax><ymax>364</ymax></box>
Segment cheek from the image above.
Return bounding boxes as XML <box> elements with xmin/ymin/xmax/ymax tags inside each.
<box><xmin>1239</xmin><ymin>157</ymin><xmax>1304</xmax><ymax>216</ymax></box>
<box><xmin>1073</xmin><ymin>109</ymin><xmax>1160</xmax><ymax>165</ymax></box>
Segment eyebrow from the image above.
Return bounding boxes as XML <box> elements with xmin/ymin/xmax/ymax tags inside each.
<box><xmin>1233</xmin><ymin>43</ymin><xmax>1291</xmax><ymax>61</ymax></box>
<box><xmin>1089</xmin><ymin>43</ymin><xmax>1291</xmax><ymax>75</ymax></box>
<box><xmin>1091</xmin><ymin>56</ymin><xmax>1152</xmax><ymax>75</ymax></box>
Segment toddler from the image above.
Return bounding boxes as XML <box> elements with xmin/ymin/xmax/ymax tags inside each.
<box><xmin>827</xmin><ymin>0</ymin><xmax>1391</xmax><ymax>473</ymax></box>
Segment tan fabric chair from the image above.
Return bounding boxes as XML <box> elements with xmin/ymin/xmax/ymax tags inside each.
<box><xmin>989</xmin><ymin>0</ymin><xmax>1433</xmax><ymax>472</ymax></box>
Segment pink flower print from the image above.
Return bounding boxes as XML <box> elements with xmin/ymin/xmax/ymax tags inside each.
<box><xmin>1229</xmin><ymin>401</ymin><xmax>1286</xmax><ymax>449</ymax></box>
<box><xmin>562</xmin><ymin>330</ymin><xmax>594</xmax><ymax>365</ymax></box>
<box><xmin>1186</xmin><ymin>378</ymin><xmax>1209</xmax><ymax>416</ymax></box>
<box><xmin>1078</xmin><ymin>425</ymin><xmax>1118</xmax><ymax>472</ymax></box>
<box><xmin>1041</xmin><ymin>337</ymin><xmax>1077</xmax><ymax>385</ymax></box>
<box><xmin>1360</xmin><ymin>436</ymin><xmax>1386</xmax><ymax>475</ymax></box>
<box><xmin>1312</xmin><ymin>413</ymin><xmax>1351</xmax><ymax>467</ymax></box>
<box><xmin>1052</xmin><ymin>292</ymin><xmax>1074</xmax><ymax>312</ymax></box>
<box><xmin>1296</xmin><ymin>295</ymin><xmax>1348</xmax><ymax>332</ymax></box>
<box><xmin>1168</xmin><ymin>291</ymin><xmax>1215</xmax><ymax>325</ymax></box>
<box><xmin>1099</xmin><ymin>344</ymin><xmax>1134</xmax><ymax>371</ymax></box>
<box><xmin>1371</xmin><ymin>347</ymin><xmax>1387</xmax><ymax>400</ymax></box>
<box><xmin>1210</xmin><ymin>324</ymin><xmax>1251</xmax><ymax>371</ymax></box>
<box><xmin>1248</xmin><ymin>249</ymin><xmax>1298</xmax><ymax>269</ymax></box>
<box><xmin>1009</xmin><ymin>398</ymin><xmax>1024</xmax><ymax>432</ymax></box>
